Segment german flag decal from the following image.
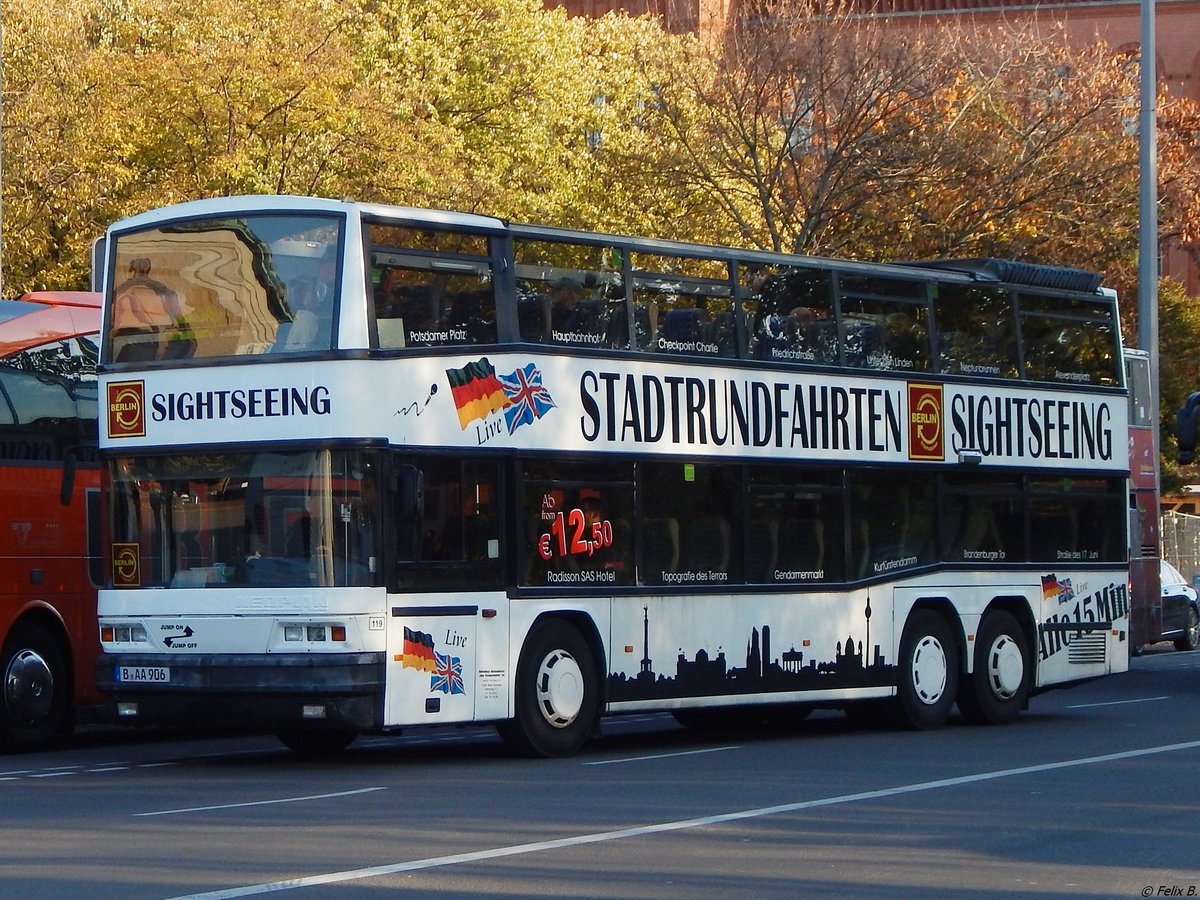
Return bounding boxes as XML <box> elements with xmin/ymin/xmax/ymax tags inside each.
<box><xmin>446</xmin><ymin>358</ymin><xmax>509</xmax><ymax>430</ymax></box>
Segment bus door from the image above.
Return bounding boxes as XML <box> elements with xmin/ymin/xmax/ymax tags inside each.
<box><xmin>385</xmin><ymin>602</ymin><xmax>480</xmax><ymax>725</ymax></box>
<box><xmin>381</xmin><ymin>460</ymin><xmax>509</xmax><ymax>725</ymax></box>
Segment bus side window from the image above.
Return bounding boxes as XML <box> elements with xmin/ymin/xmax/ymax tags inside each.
<box><xmin>850</xmin><ymin>471</ymin><xmax>934</xmax><ymax>579</ymax></box>
<box><xmin>640</xmin><ymin>517</ymin><xmax>680</xmax><ymax>583</ymax></box>
<box><xmin>392</xmin><ymin>465</ymin><xmax>423</xmax><ymax>562</ymax></box>
<box><xmin>639</xmin><ymin>461</ymin><xmax>742</xmax><ymax>585</ymax></box>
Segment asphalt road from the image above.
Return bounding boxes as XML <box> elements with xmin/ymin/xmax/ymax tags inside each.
<box><xmin>2</xmin><ymin>645</ymin><xmax>1198</xmax><ymax>899</ymax></box>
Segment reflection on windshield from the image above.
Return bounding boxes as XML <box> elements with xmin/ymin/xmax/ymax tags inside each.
<box><xmin>108</xmin><ymin>449</ymin><xmax>379</xmax><ymax>589</ymax></box>
<box><xmin>109</xmin><ymin>215</ymin><xmax>342</xmax><ymax>361</ymax></box>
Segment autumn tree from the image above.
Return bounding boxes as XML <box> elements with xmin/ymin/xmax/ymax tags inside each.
<box><xmin>2</xmin><ymin>0</ymin><xmax>703</xmax><ymax>291</ymax></box>
<box><xmin>1156</xmin><ymin>277</ymin><xmax>1200</xmax><ymax>491</ymax></box>
<box><xmin>624</xmin><ymin>0</ymin><xmax>1185</xmax><ymax>282</ymax></box>
<box><xmin>1</xmin><ymin>0</ymin><xmax>123</xmax><ymax>290</ymax></box>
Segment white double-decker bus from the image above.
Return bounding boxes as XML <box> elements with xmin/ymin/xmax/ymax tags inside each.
<box><xmin>95</xmin><ymin>196</ymin><xmax>1130</xmax><ymax>756</ymax></box>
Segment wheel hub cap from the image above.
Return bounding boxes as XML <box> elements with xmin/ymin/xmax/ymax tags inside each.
<box><xmin>536</xmin><ymin>649</ymin><xmax>584</xmax><ymax>729</ymax></box>
<box><xmin>4</xmin><ymin>649</ymin><xmax>55</xmax><ymax>723</ymax></box>
<box><xmin>911</xmin><ymin>636</ymin><xmax>948</xmax><ymax>705</ymax></box>
<box><xmin>986</xmin><ymin>635</ymin><xmax>1024</xmax><ymax>699</ymax></box>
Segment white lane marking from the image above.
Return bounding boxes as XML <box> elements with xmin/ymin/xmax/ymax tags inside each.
<box><xmin>583</xmin><ymin>746</ymin><xmax>741</xmax><ymax>766</ymax></box>
<box><xmin>164</xmin><ymin>738</ymin><xmax>1200</xmax><ymax>900</ymax></box>
<box><xmin>26</xmin><ymin>765</ymin><xmax>85</xmax><ymax>779</ymax></box>
<box><xmin>1066</xmin><ymin>695</ymin><xmax>1169</xmax><ymax>709</ymax></box>
<box><xmin>134</xmin><ymin>787</ymin><xmax>387</xmax><ymax>818</ymax></box>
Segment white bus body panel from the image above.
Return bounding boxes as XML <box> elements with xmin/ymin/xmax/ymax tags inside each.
<box><xmin>383</xmin><ymin>591</ymin><xmax>510</xmax><ymax>726</ymax></box>
<box><xmin>98</xmin><ymin>586</ymin><xmax>387</xmax><ymax>655</ymax></box>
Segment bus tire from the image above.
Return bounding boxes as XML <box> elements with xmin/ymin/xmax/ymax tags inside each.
<box><xmin>957</xmin><ymin>610</ymin><xmax>1030</xmax><ymax>726</ymax></box>
<box><xmin>500</xmin><ymin>619</ymin><xmax>598</xmax><ymax>758</ymax></box>
<box><xmin>1</xmin><ymin>622</ymin><xmax>70</xmax><ymax>751</ymax></box>
<box><xmin>276</xmin><ymin>729</ymin><xmax>357</xmax><ymax>755</ymax></box>
<box><xmin>892</xmin><ymin>609</ymin><xmax>958</xmax><ymax>730</ymax></box>
<box><xmin>1174</xmin><ymin>605</ymin><xmax>1199</xmax><ymax>652</ymax></box>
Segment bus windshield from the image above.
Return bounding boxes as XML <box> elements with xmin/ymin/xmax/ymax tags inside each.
<box><xmin>108</xmin><ymin>448</ymin><xmax>380</xmax><ymax>589</ymax></box>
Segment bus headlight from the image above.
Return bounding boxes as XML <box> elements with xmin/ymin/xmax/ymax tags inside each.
<box><xmin>281</xmin><ymin>622</ymin><xmax>347</xmax><ymax>644</ymax></box>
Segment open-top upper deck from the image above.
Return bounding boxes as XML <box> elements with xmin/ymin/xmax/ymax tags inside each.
<box><xmin>98</xmin><ymin>195</ymin><xmax>1120</xmax><ymax>378</ymax></box>
<box><xmin>97</xmin><ymin>196</ymin><xmax>1127</xmax><ymax>473</ymax></box>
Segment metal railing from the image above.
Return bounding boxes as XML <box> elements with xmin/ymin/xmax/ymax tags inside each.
<box><xmin>1161</xmin><ymin>510</ymin><xmax>1200</xmax><ymax>582</ymax></box>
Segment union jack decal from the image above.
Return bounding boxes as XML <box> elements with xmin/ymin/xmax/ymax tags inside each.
<box><xmin>430</xmin><ymin>651</ymin><xmax>465</xmax><ymax>695</ymax></box>
<box><xmin>499</xmin><ymin>363</ymin><xmax>555</xmax><ymax>434</ymax></box>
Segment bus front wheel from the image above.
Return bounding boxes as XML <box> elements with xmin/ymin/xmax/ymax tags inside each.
<box><xmin>1</xmin><ymin>622</ymin><xmax>70</xmax><ymax>751</ymax></box>
<box><xmin>893</xmin><ymin>609</ymin><xmax>958</xmax><ymax>730</ymax></box>
<box><xmin>499</xmin><ymin>619</ymin><xmax>598</xmax><ymax>758</ymax></box>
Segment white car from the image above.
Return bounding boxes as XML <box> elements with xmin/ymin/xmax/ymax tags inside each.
<box><xmin>1160</xmin><ymin>559</ymin><xmax>1200</xmax><ymax>652</ymax></box>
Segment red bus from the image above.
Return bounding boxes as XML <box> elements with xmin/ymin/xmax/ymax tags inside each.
<box><xmin>1125</xmin><ymin>349</ymin><xmax>1165</xmax><ymax>651</ymax></box>
<box><xmin>1</xmin><ymin>290</ymin><xmax>103</xmax><ymax>750</ymax></box>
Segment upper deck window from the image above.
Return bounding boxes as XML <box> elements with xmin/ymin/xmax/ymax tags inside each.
<box><xmin>1018</xmin><ymin>292</ymin><xmax>1119</xmax><ymax>387</ymax></box>
<box><xmin>933</xmin><ymin>283</ymin><xmax>1019</xmax><ymax>379</ymax></box>
<box><xmin>514</xmin><ymin>240</ymin><xmax>627</xmax><ymax>349</ymax></box>
<box><xmin>107</xmin><ymin>215</ymin><xmax>342</xmax><ymax>362</ymax></box>
<box><xmin>631</xmin><ymin>253</ymin><xmax>736</xmax><ymax>358</ymax></box>
<box><xmin>370</xmin><ymin>224</ymin><xmax>497</xmax><ymax>349</ymax></box>
<box><xmin>838</xmin><ymin>274</ymin><xmax>932</xmax><ymax>373</ymax></box>
<box><xmin>743</xmin><ymin>265</ymin><xmax>835</xmax><ymax>365</ymax></box>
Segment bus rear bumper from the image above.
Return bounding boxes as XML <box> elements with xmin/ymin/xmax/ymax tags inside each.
<box><xmin>96</xmin><ymin>652</ymin><xmax>385</xmax><ymax>732</ymax></box>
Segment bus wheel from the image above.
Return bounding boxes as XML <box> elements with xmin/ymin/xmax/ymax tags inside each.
<box><xmin>893</xmin><ymin>609</ymin><xmax>958</xmax><ymax>730</ymax></box>
<box><xmin>276</xmin><ymin>729</ymin><xmax>357</xmax><ymax>756</ymax></box>
<box><xmin>1174</xmin><ymin>606</ymin><xmax>1199</xmax><ymax>652</ymax></box>
<box><xmin>500</xmin><ymin>619</ymin><xmax>598</xmax><ymax>758</ymax></box>
<box><xmin>1</xmin><ymin>623</ymin><xmax>70</xmax><ymax>751</ymax></box>
<box><xmin>958</xmin><ymin>610</ymin><xmax>1030</xmax><ymax>726</ymax></box>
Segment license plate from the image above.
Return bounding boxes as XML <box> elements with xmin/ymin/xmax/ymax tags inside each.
<box><xmin>116</xmin><ymin>665</ymin><xmax>170</xmax><ymax>684</ymax></box>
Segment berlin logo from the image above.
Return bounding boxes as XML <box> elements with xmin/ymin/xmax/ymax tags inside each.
<box><xmin>112</xmin><ymin>542</ymin><xmax>141</xmax><ymax>587</ymax></box>
<box><xmin>107</xmin><ymin>380</ymin><xmax>146</xmax><ymax>438</ymax></box>
<box><xmin>907</xmin><ymin>382</ymin><xmax>944</xmax><ymax>461</ymax></box>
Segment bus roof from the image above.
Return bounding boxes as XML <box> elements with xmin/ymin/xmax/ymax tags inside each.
<box><xmin>901</xmin><ymin>258</ymin><xmax>1105</xmax><ymax>293</ymax></box>
<box><xmin>108</xmin><ymin>194</ymin><xmax>508</xmax><ymax>236</ymax></box>
<box><xmin>0</xmin><ymin>292</ymin><xmax>101</xmax><ymax>358</ymax></box>
<box><xmin>104</xmin><ymin>195</ymin><xmax>1107</xmax><ymax>297</ymax></box>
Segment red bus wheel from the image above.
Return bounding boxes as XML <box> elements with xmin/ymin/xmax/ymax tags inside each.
<box><xmin>1</xmin><ymin>623</ymin><xmax>70</xmax><ymax>751</ymax></box>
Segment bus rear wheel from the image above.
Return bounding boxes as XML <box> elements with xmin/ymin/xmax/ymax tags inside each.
<box><xmin>1</xmin><ymin>622</ymin><xmax>70</xmax><ymax>751</ymax></box>
<box><xmin>499</xmin><ymin>619</ymin><xmax>598</xmax><ymax>758</ymax></box>
<box><xmin>892</xmin><ymin>609</ymin><xmax>958</xmax><ymax>730</ymax></box>
<box><xmin>957</xmin><ymin>610</ymin><xmax>1030</xmax><ymax>726</ymax></box>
